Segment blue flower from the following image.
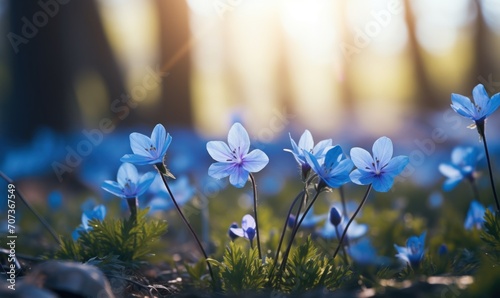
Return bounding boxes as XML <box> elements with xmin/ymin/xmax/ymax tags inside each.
<box><xmin>350</xmin><ymin>136</ymin><xmax>409</xmax><ymax>192</ymax></box>
<box><xmin>320</xmin><ymin>213</ymin><xmax>367</xmax><ymax>240</ymax></box>
<box><xmin>145</xmin><ymin>175</ymin><xmax>195</xmax><ymax>213</ymax></box>
<box><xmin>439</xmin><ymin>146</ymin><xmax>481</xmax><ymax>191</ymax></box>
<box><xmin>121</xmin><ymin>124</ymin><xmax>172</xmax><ymax>165</ymax></box>
<box><xmin>284</xmin><ymin>130</ymin><xmax>332</xmax><ymax>173</ymax></box>
<box><xmin>451</xmin><ymin>84</ymin><xmax>500</xmax><ymax>126</ymax></box>
<box><xmin>287</xmin><ymin>205</ymin><xmax>327</xmax><ymax>229</ymax></box>
<box><xmin>48</xmin><ymin>191</ymin><xmax>63</xmax><ymax>210</ymax></box>
<box><xmin>101</xmin><ymin>163</ymin><xmax>155</xmax><ymax>199</ymax></box>
<box><xmin>394</xmin><ymin>232</ymin><xmax>426</xmax><ymax>268</ymax></box>
<box><xmin>230</xmin><ymin>214</ymin><xmax>256</xmax><ymax>241</ymax></box>
<box><xmin>305</xmin><ymin>145</ymin><xmax>353</xmax><ymax>189</ymax></box>
<box><xmin>72</xmin><ymin>205</ymin><xmax>107</xmax><ymax>240</ymax></box>
<box><xmin>464</xmin><ymin>200</ymin><xmax>487</xmax><ymax>230</ymax></box>
<box><xmin>207</xmin><ymin>123</ymin><xmax>269</xmax><ymax>188</ymax></box>
<box><xmin>348</xmin><ymin>238</ymin><xmax>388</xmax><ymax>265</ymax></box>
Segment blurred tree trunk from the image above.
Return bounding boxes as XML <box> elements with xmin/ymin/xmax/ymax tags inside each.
<box><xmin>4</xmin><ymin>0</ymin><xmax>125</xmax><ymax>141</ymax></box>
<box><xmin>404</xmin><ymin>0</ymin><xmax>437</xmax><ymax>111</ymax></box>
<box><xmin>155</xmin><ymin>0</ymin><xmax>193</xmax><ymax>128</ymax></box>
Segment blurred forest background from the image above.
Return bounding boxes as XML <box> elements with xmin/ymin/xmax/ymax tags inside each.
<box><xmin>0</xmin><ymin>0</ymin><xmax>498</xmax><ymax>158</ymax></box>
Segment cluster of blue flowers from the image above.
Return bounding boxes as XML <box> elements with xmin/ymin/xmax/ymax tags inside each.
<box><xmin>17</xmin><ymin>82</ymin><xmax>496</xmax><ymax>282</ymax></box>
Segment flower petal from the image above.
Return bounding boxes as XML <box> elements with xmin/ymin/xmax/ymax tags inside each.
<box><xmin>438</xmin><ymin>163</ymin><xmax>461</xmax><ymax>179</ymax></box>
<box><xmin>129</xmin><ymin>132</ymin><xmax>153</xmax><ymax>156</ymax></box>
<box><xmin>305</xmin><ymin>151</ymin><xmax>323</xmax><ymax>176</ymax></box>
<box><xmin>207</xmin><ymin>141</ymin><xmax>233</xmax><ymax>162</ymax></box>
<box><xmin>230</xmin><ymin>228</ymin><xmax>245</xmax><ymax>238</ymax></box>
<box><xmin>151</xmin><ymin>124</ymin><xmax>167</xmax><ymax>154</ymax></box>
<box><xmin>228</xmin><ymin>123</ymin><xmax>250</xmax><ymax>155</ymax></box>
<box><xmin>117</xmin><ymin>163</ymin><xmax>139</xmax><ymax>186</ymax></box>
<box><xmin>486</xmin><ymin>92</ymin><xmax>500</xmax><ymax>118</ymax></box>
<box><xmin>298</xmin><ymin>130</ymin><xmax>314</xmax><ymax>151</ymax></box>
<box><xmin>451</xmin><ymin>93</ymin><xmax>476</xmax><ymax>119</ymax></box>
<box><xmin>383</xmin><ymin>155</ymin><xmax>409</xmax><ymax>176</ymax></box>
<box><xmin>372</xmin><ymin>136</ymin><xmax>393</xmax><ymax>167</ymax></box>
<box><xmin>324</xmin><ymin>146</ymin><xmax>343</xmax><ymax>168</ymax></box>
<box><xmin>208</xmin><ymin>162</ymin><xmax>234</xmax><ymax>179</ymax></box>
<box><xmin>313</xmin><ymin>139</ymin><xmax>333</xmax><ymax>157</ymax></box>
<box><xmin>102</xmin><ymin>180</ymin><xmax>124</xmax><ymax>198</ymax></box>
<box><xmin>350</xmin><ymin>147</ymin><xmax>374</xmax><ymax>171</ymax></box>
<box><xmin>135</xmin><ymin>172</ymin><xmax>156</xmax><ymax>196</ymax></box>
<box><xmin>371</xmin><ymin>173</ymin><xmax>394</xmax><ymax>192</ymax></box>
<box><xmin>241</xmin><ymin>214</ymin><xmax>256</xmax><ymax>230</ymax></box>
<box><xmin>120</xmin><ymin>154</ymin><xmax>156</xmax><ymax>165</ymax></box>
<box><xmin>159</xmin><ymin>133</ymin><xmax>172</xmax><ymax>160</ymax></box>
<box><xmin>242</xmin><ymin>149</ymin><xmax>269</xmax><ymax>173</ymax></box>
<box><xmin>229</xmin><ymin>165</ymin><xmax>249</xmax><ymax>188</ymax></box>
<box><xmin>349</xmin><ymin>169</ymin><xmax>374</xmax><ymax>186</ymax></box>
<box><xmin>472</xmin><ymin>84</ymin><xmax>489</xmax><ymax>115</ymax></box>
<box><xmin>443</xmin><ymin>177</ymin><xmax>462</xmax><ymax>191</ymax></box>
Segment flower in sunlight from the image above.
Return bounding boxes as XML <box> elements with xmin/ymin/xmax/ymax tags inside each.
<box><xmin>206</xmin><ymin>122</ymin><xmax>269</xmax><ymax>188</ymax></box>
<box><xmin>230</xmin><ymin>214</ymin><xmax>256</xmax><ymax>241</ymax></box>
<box><xmin>101</xmin><ymin>163</ymin><xmax>155</xmax><ymax>199</ymax></box>
<box><xmin>305</xmin><ymin>145</ymin><xmax>353</xmax><ymax>189</ymax></box>
<box><xmin>121</xmin><ymin>124</ymin><xmax>172</xmax><ymax>165</ymax></box>
<box><xmin>439</xmin><ymin>146</ymin><xmax>481</xmax><ymax>191</ymax></box>
<box><xmin>394</xmin><ymin>232</ymin><xmax>426</xmax><ymax>268</ymax></box>
<box><xmin>350</xmin><ymin>136</ymin><xmax>409</xmax><ymax>192</ymax></box>
<box><xmin>464</xmin><ymin>200</ymin><xmax>487</xmax><ymax>230</ymax></box>
<box><xmin>451</xmin><ymin>84</ymin><xmax>500</xmax><ymax>127</ymax></box>
<box><xmin>284</xmin><ymin>129</ymin><xmax>332</xmax><ymax>177</ymax></box>
<box><xmin>72</xmin><ymin>205</ymin><xmax>107</xmax><ymax>240</ymax></box>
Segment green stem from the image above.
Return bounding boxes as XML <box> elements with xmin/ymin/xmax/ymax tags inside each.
<box><xmin>332</xmin><ymin>185</ymin><xmax>372</xmax><ymax>261</ymax></box>
<box><xmin>335</xmin><ymin>226</ymin><xmax>349</xmax><ymax>265</ymax></box>
<box><xmin>249</xmin><ymin>173</ymin><xmax>262</xmax><ymax>260</ymax></box>
<box><xmin>278</xmin><ymin>187</ymin><xmax>321</xmax><ymax>277</ymax></box>
<box><xmin>0</xmin><ymin>171</ymin><xmax>60</xmax><ymax>245</ymax></box>
<box><xmin>478</xmin><ymin>127</ymin><xmax>500</xmax><ymax>212</ymax></box>
<box><xmin>469</xmin><ymin>178</ymin><xmax>481</xmax><ymax>202</ymax></box>
<box><xmin>155</xmin><ymin>164</ymin><xmax>215</xmax><ymax>283</ymax></box>
<box><xmin>267</xmin><ymin>189</ymin><xmax>305</xmax><ymax>282</ymax></box>
<box><xmin>126</xmin><ymin>197</ymin><xmax>138</xmax><ymax>223</ymax></box>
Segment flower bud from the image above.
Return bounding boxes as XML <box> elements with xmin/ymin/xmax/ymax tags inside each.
<box><xmin>329</xmin><ymin>207</ymin><xmax>342</xmax><ymax>226</ymax></box>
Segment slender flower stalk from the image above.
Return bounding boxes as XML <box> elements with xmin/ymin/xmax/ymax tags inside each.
<box><xmin>278</xmin><ymin>188</ymin><xmax>322</xmax><ymax>277</ymax></box>
<box><xmin>330</xmin><ymin>207</ymin><xmax>348</xmax><ymax>265</ymax></box>
<box><xmin>156</xmin><ymin>163</ymin><xmax>215</xmax><ymax>282</ymax></box>
<box><xmin>269</xmin><ymin>189</ymin><xmax>305</xmax><ymax>280</ymax></box>
<box><xmin>450</xmin><ymin>84</ymin><xmax>500</xmax><ymax>211</ymax></box>
<box><xmin>249</xmin><ymin>173</ymin><xmax>262</xmax><ymax>259</ymax></box>
<box><xmin>479</xmin><ymin>128</ymin><xmax>499</xmax><ymax>212</ymax></box>
<box><xmin>0</xmin><ymin>171</ymin><xmax>61</xmax><ymax>245</ymax></box>
<box><xmin>332</xmin><ymin>185</ymin><xmax>373</xmax><ymax>261</ymax></box>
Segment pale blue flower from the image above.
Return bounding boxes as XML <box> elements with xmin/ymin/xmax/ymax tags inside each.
<box><xmin>451</xmin><ymin>84</ymin><xmax>500</xmax><ymax>125</ymax></box>
<box><xmin>305</xmin><ymin>145</ymin><xmax>353</xmax><ymax>189</ymax></box>
<box><xmin>207</xmin><ymin>123</ymin><xmax>269</xmax><ymax>188</ymax></box>
<box><xmin>230</xmin><ymin>214</ymin><xmax>256</xmax><ymax>241</ymax></box>
<box><xmin>350</xmin><ymin>136</ymin><xmax>409</xmax><ymax>192</ymax></box>
<box><xmin>101</xmin><ymin>163</ymin><xmax>155</xmax><ymax>199</ymax></box>
<box><xmin>72</xmin><ymin>205</ymin><xmax>107</xmax><ymax>240</ymax></box>
<box><xmin>284</xmin><ymin>129</ymin><xmax>332</xmax><ymax>169</ymax></box>
<box><xmin>320</xmin><ymin>214</ymin><xmax>367</xmax><ymax>240</ymax></box>
<box><xmin>145</xmin><ymin>175</ymin><xmax>195</xmax><ymax>213</ymax></box>
<box><xmin>394</xmin><ymin>231</ymin><xmax>426</xmax><ymax>268</ymax></box>
<box><xmin>121</xmin><ymin>124</ymin><xmax>172</xmax><ymax>165</ymax></box>
<box><xmin>439</xmin><ymin>146</ymin><xmax>481</xmax><ymax>191</ymax></box>
<box><xmin>287</xmin><ymin>205</ymin><xmax>327</xmax><ymax>229</ymax></box>
<box><xmin>464</xmin><ymin>200</ymin><xmax>487</xmax><ymax>230</ymax></box>
<box><xmin>349</xmin><ymin>238</ymin><xmax>388</xmax><ymax>265</ymax></box>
